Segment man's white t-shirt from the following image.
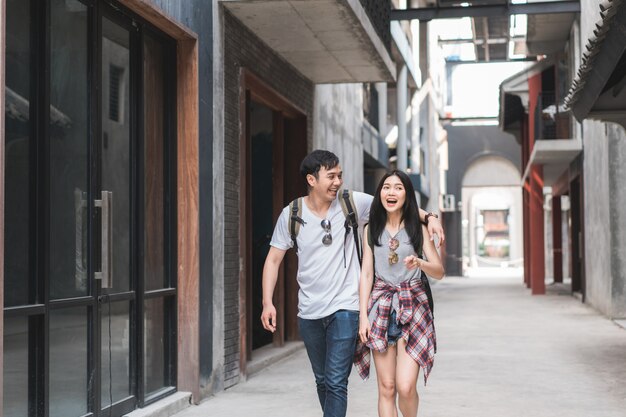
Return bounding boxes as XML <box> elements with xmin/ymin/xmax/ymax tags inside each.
<box><xmin>270</xmin><ymin>191</ymin><xmax>373</xmax><ymax>319</ymax></box>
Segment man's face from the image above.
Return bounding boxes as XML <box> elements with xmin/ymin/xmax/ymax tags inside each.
<box><xmin>308</xmin><ymin>165</ymin><xmax>343</xmax><ymax>202</ymax></box>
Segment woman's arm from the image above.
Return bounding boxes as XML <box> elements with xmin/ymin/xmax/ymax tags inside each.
<box><xmin>358</xmin><ymin>225</ymin><xmax>375</xmax><ymax>343</ymax></box>
<box><xmin>404</xmin><ymin>225</ymin><xmax>445</xmax><ymax>279</ymax></box>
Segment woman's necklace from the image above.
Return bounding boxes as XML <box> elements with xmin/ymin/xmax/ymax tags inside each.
<box><xmin>386</xmin><ymin>222</ymin><xmax>403</xmax><ymax>265</ymax></box>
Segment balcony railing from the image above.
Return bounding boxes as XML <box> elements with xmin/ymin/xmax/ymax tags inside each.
<box><xmin>534</xmin><ymin>91</ymin><xmax>571</xmax><ymax>140</ymax></box>
<box><xmin>363</xmin><ymin>83</ymin><xmax>379</xmax><ymax>131</ymax></box>
<box><xmin>362</xmin><ymin>120</ymin><xmax>389</xmax><ymax>169</ymax></box>
<box><xmin>359</xmin><ymin>0</ymin><xmax>391</xmax><ymax>53</ymax></box>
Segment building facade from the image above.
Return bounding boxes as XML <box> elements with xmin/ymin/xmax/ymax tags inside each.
<box><xmin>500</xmin><ymin>0</ymin><xmax>626</xmax><ymax>322</ymax></box>
<box><xmin>2</xmin><ymin>0</ymin><xmax>209</xmax><ymax>415</ymax></box>
<box><xmin>565</xmin><ymin>0</ymin><xmax>626</xmax><ymax>319</ymax></box>
<box><xmin>1</xmin><ymin>0</ymin><xmax>449</xmax><ymax>415</ymax></box>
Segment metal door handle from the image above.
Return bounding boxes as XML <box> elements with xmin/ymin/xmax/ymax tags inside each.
<box><xmin>95</xmin><ymin>191</ymin><xmax>113</xmax><ymax>288</ymax></box>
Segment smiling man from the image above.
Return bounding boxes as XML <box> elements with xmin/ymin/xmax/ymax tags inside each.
<box><xmin>261</xmin><ymin>150</ymin><xmax>444</xmax><ymax>417</ymax></box>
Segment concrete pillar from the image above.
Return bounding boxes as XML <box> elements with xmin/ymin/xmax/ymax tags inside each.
<box><xmin>376</xmin><ymin>83</ymin><xmax>387</xmax><ymax>138</ymax></box>
<box><xmin>397</xmin><ymin>64</ymin><xmax>408</xmax><ymax>171</ymax></box>
<box><xmin>523</xmin><ymin>186</ymin><xmax>530</xmax><ymax>288</ymax></box>
<box><xmin>410</xmin><ymin>92</ymin><xmax>421</xmax><ymax>173</ymax></box>
<box><xmin>552</xmin><ymin>196</ymin><xmax>563</xmax><ymax>283</ymax></box>
<box><xmin>530</xmin><ymin>166</ymin><xmax>545</xmax><ymax>295</ymax></box>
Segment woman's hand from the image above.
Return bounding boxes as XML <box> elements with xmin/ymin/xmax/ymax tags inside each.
<box><xmin>404</xmin><ymin>255</ymin><xmax>422</xmax><ymax>270</ymax></box>
<box><xmin>359</xmin><ymin>315</ymin><xmax>371</xmax><ymax>343</ymax></box>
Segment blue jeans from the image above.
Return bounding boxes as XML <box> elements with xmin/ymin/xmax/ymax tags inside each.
<box><xmin>298</xmin><ymin>310</ymin><xmax>359</xmax><ymax>417</ymax></box>
<box><xmin>387</xmin><ymin>310</ymin><xmax>403</xmax><ymax>346</ymax></box>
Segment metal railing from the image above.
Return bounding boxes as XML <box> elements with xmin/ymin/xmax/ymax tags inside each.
<box><xmin>359</xmin><ymin>0</ymin><xmax>391</xmax><ymax>53</ymax></box>
<box><xmin>534</xmin><ymin>91</ymin><xmax>571</xmax><ymax>140</ymax></box>
<box><xmin>362</xmin><ymin>120</ymin><xmax>389</xmax><ymax>169</ymax></box>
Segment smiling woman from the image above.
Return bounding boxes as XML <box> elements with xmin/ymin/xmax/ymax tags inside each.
<box><xmin>355</xmin><ymin>169</ymin><xmax>444</xmax><ymax>417</ymax></box>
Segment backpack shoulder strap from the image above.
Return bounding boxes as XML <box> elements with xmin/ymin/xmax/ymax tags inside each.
<box><xmin>288</xmin><ymin>197</ymin><xmax>305</xmax><ymax>251</ymax></box>
<box><xmin>339</xmin><ymin>190</ymin><xmax>362</xmax><ymax>265</ymax></box>
<box><xmin>366</xmin><ymin>223</ymin><xmax>376</xmax><ymax>287</ymax></box>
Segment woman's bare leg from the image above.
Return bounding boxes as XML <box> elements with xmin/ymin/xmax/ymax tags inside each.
<box><xmin>395</xmin><ymin>339</ymin><xmax>420</xmax><ymax>417</ymax></box>
<box><xmin>372</xmin><ymin>346</ymin><xmax>399</xmax><ymax>417</ymax></box>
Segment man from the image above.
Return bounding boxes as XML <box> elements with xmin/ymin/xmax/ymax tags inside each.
<box><xmin>261</xmin><ymin>150</ymin><xmax>444</xmax><ymax>417</ymax></box>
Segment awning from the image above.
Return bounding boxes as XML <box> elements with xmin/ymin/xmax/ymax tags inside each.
<box><xmin>521</xmin><ymin>138</ymin><xmax>582</xmax><ymax>186</ymax></box>
<box><xmin>222</xmin><ymin>0</ymin><xmax>396</xmax><ymax>83</ymax></box>
<box><xmin>564</xmin><ymin>0</ymin><xmax>626</xmax><ymax>126</ymax></box>
<box><xmin>526</xmin><ymin>0</ymin><xmax>576</xmax><ymax>56</ymax></box>
<box><xmin>498</xmin><ymin>57</ymin><xmax>554</xmax><ymax>135</ymax></box>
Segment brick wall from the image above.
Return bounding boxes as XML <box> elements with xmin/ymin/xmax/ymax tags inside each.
<box><xmin>222</xmin><ymin>10</ymin><xmax>314</xmax><ymax>388</ymax></box>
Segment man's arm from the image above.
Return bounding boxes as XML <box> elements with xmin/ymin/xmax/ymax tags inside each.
<box><xmin>261</xmin><ymin>246</ymin><xmax>287</xmax><ymax>333</ymax></box>
<box><xmin>418</xmin><ymin>207</ymin><xmax>445</xmax><ymax>246</ymax></box>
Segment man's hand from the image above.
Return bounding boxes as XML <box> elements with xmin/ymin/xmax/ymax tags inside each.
<box><xmin>261</xmin><ymin>303</ymin><xmax>277</xmax><ymax>333</ymax></box>
<box><xmin>427</xmin><ymin>216</ymin><xmax>445</xmax><ymax>247</ymax></box>
<box><xmin>261</xmin><ymin>247</ymin><xmax>286</xmax><ymax>333</ymax></box>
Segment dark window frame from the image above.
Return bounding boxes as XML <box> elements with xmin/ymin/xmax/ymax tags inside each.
<box><xmin>3</xmin><ymin>0</ymin><xmax>178</xmax><ymax>415</ymax></box>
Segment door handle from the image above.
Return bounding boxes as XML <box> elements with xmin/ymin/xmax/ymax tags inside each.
<box><xmin>95</xmin><ymin>191</ymin><xmax>113</xmax><ymax>288</ymax></box>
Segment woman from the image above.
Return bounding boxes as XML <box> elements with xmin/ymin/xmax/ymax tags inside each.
<box><xmin>354</xmin><ymin>170</ymin><xmax>444</xmax><ymax>417</ymax></box>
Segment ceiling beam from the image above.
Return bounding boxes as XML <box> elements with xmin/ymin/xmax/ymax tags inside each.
<box><xmin>438</xmin><ymin>36</ymin><xmax>524</xmax><ymax>45</ymax></box>
<box><xmin>482</xmin><ymin>17</ymin><xmax>490</xmax><ymax>62</ymax></box>
<box><xmin>391</xmin><ymin>1</ymin><xmax>580</xmax><ymax>21</ymax></box>
<box><xmin>470</xmin><ymin>17</ymin><xmax>480</xmax><ymax>62</ymax></box>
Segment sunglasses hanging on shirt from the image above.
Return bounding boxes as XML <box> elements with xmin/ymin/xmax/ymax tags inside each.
<box><xmin>321</xmin><ymin>219</ymin><xmax>332</xmax><ymax>246</ymax></box>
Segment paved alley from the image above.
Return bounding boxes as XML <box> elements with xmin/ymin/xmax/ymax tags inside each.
<box><xmin>175</xmin><ymin>275</ymin><xmax>626</xmax><ymax>417</ymax></box>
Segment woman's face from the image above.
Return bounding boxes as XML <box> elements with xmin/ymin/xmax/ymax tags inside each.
<box><xmin>380</xmin><ymin>175</ymin><xmax>406</xmax><ymax>215</ymax></box>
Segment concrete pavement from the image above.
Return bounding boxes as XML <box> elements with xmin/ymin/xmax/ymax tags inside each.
<box><xmin>175</xmin><ymin>275</ymin><xmax>626</xmax><ymax>417</ymax></box>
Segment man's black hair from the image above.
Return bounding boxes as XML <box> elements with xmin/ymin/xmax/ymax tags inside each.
<box><xmin>300</xmin><ymin>150</ymin><xmax>340</xmax><ymax>187</ymax></box>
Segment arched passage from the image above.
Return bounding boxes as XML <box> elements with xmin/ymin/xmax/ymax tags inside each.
<box><xmin>461</xmin><ymin>155</ymin><xmax>523</xmax><ymax>275</ymax></box>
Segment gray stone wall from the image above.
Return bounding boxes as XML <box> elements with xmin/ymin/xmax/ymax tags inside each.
<box><xmin>608</xmin><ymin>124</ymin><xmax>626</xmax><ymax>318</ymax></box>
<box><xmin>582</xmin><ymin>120</ymin><xmax>612</xmax><ymax>316</ymax></box>
<box><xmin>313</xmin><ymin>84</ymin><xmax>365</xmax><ymax>191</ymax></box>
<box><xmin>222</xmin><ymin>10</ymin><xmax>314</xmax><ymax>388</ymax></box>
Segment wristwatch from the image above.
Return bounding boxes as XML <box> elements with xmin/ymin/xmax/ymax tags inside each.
<box><xmin>424</xmin><ymin>212</ymin><xmax>439</xmax><ymax>225</ymax></box>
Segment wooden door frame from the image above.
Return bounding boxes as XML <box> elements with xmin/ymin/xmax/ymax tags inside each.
<box><xmin>238</xmin><ymin>69</ymin><xmax>305</xmax><ymax>377</ymax></box>
<box><xmin>117</xmin><ymin>0</ymin><xmax>200</xmax><ymax>401</ymax></box>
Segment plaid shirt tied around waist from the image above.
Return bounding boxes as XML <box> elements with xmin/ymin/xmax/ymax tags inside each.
<box><xmin>354</xmin><ymin>274</ymin><xmax>436</xmax><ymax>385</ymax></box>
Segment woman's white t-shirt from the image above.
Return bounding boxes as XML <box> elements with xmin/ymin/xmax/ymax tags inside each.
<box><xmin>270</xmin><ymin>191</ymin><xmax>373</xmax><ymax>319</ymax></box>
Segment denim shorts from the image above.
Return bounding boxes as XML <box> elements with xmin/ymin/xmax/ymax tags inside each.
<box><xmin>387</xmin><ymin>310</ymin><xmax>403</xmax><ymax>346</ymax></box>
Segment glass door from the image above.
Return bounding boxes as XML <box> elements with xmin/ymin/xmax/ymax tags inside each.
<box><xmin>98</xmin><ymin>10</ymin><xmax>136</xmax><ymax>415</ymax></box>
<box><xmin>3</xmin><ymin>1</ymin><xmax>177</xmax><ymax>416</ymax></box>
